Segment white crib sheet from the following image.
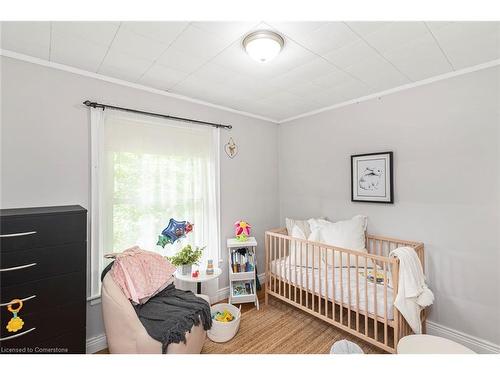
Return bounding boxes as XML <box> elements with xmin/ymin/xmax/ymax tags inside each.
<box><xmin>271</xmin><ymin>256</ymin><xmax>394</xmax><ymax>320</ymax></box>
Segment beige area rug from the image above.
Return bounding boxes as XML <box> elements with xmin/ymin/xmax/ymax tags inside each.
<box><xmin>202</xmin><ymin>298</ymin><xmax>384</xmax><ymax>354</ymax></box>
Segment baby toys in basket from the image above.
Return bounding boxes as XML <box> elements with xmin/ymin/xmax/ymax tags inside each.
<box><xmin>234</xmin><ymin>220</ymin><xmax>251</xmax><ymax>242</ymax></box>
<box><xmin>212</xmin><ymin>309</ymin><xmax>235</xmax><ymax>323</ymax></box>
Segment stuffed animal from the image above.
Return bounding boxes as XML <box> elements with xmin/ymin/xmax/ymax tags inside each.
<box><xmin>234</xmin><ymin>220</ymin><xmax>251</xmax><ymax>241</ymax></box>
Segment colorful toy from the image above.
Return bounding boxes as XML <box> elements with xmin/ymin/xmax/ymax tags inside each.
<box><xmin>234</xmin><ymin>220</ymin><xmax>251</xmax><ymax>242</ymax></box>
<box><xmin>206</xmin><ymin>259</ymin><xmax>214</xmax><ymax>275</ymax></box>
<box><xmin>157</xmin><ymin>218</ymin><xmax>194</xmax><ymax>248</ymax></box>
<box><xmin>360</xmin><ymin>270</ymin><xmax>386</xmax><ymax>284</ymax></box>
<box><xmin>212</xmin><ymin>309</ymin><xmax>235</xmax><ymax>323</ymax></box>
<box><xmin>6</xmin><ymin>299</ymin><xmax>25</xmax><ymax>333</ymax></box>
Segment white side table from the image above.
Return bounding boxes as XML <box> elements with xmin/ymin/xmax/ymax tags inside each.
<box><xmin>397</xmin><ymin>334</ymin><xmax>475</xmax><ymax>354</ymax></box>
<box><xmin>175</xmin><ymin>268</ymin><xmax>222</xmax><ymax>295</ymax></box>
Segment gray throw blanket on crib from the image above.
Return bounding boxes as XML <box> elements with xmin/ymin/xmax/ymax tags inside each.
<box><xmin>133</xmin><ymin>283</ymin><xmax>212</xmax><ymax>353</ymax></box>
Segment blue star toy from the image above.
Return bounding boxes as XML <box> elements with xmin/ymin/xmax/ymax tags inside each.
<box><xmin>157</xmin><ymin>218</ymin><xmax>193</xmax><ymax>248</ymax></box>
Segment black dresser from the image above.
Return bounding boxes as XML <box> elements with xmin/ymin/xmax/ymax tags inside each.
<box><xmin>0</xmin><ymin>205</ymin><xmax>87</xmax><ymax>354</ymax></box>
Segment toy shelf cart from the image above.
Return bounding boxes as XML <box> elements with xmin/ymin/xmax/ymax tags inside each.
<box><xmin>227</xmin><ymin>237</ymin><xmax>259</xmax><ymax>310</ymax></box>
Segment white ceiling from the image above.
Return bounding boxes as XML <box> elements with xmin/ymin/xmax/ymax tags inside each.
<box><xmin>1</xmin><ymin>21</ymin><xmax>499</xmax><ymax>121</ymax></box>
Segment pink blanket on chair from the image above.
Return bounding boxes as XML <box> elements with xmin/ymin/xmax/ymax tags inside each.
<box><xmin>111</xmin><ymin>246</ymin><xmax>177</xmax><ymax>304</ymax></box>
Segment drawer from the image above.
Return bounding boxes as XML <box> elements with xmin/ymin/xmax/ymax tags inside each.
<box><xmin>0</xmin><ymin>243</ymin><xmax>86</xmax><ymax>287</ymax></box>
<box><xmin>0</xmin><ymin>300</ymin><xmax>86</xmax><ymax>351</ymax></box>
<box><xmin>0</xmin><ymin>212</ymin><xmax>86</xmax><ymax>253</ymax></box>
<box><xmin>37</xmin><ymin>327</ymin><xmax>86</xmax><ymax>354</ymax></box>
<box><xmin>0</xmin><ymin>328</ymin><xmax>86</xmax><ymax>354</ymax></box>
<box><xmin>0</xmin><ymin>271</ymin><xmax>86</xmax><ymax>318</ymax></box>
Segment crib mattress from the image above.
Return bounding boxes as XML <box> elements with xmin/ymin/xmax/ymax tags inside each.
<box><xmin>271</xmin><ymin>256</ymin><xmax>394</xmax><ymax>320</ymax></box>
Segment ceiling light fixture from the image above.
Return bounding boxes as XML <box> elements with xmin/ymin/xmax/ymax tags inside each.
<box><xmin>243</xmin><ymin>30</ymin><xmax>284</xmax><ymax>63</ymax></box>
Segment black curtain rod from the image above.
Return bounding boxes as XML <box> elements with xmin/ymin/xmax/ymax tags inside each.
<box><xmin>83</xmin><ymin>100</ymin><xmax>232</xmax><ymax>130</ymax></box>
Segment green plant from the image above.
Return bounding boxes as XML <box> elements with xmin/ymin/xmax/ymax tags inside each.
<box><xmin>167</xmin><ymin>244</ymin><xmax>204</xmax><ymax>266</ymax></box>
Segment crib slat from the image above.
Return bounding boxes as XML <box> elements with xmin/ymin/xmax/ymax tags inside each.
<box><xmin>318</xmin><ymin>246</ymin><xmax>322</xmax><ymax>314</ymax></box>
<box><xmin>373</xmin><ymin>260</ymin><xmax>378</xmax><ymax>341</ymax></box>
<box><xmin>288</xmin><ymin>240</ymin><xmax>292</xmax><ymax>300</ymax></box>
<box><xmin>356</xmin><ymin>254</ymin><xmax>360</xmax><ymax>333</ymax></box>
<box><xmin>273</xmin><ymin>236</ymin><xmax>277</xmax><ymax>293</ymax></box>
<box><xmin>347</xmin><ymin>255</ymin><xmax>351</xmax><ymax>329</ymax></box>
<box><xmin>392</xmin><ymin>260</ymin><xmax>400</xmax><ymax>351</ymax></box>
<box><xmin>384</xmin><ymin>261</ymin><xmax>388</xmax><ymax>346</ymax></box>
<box><xmin>306</xmin><ymin>243</ymin><xmax>309</xmax><ymax>309</ymax></box>
<box><xmin>339</xmin><ymin>250</ymin><xmax>343</xmax><ymax>326</ymax></box>
<box><xmin>278</xmin><ymin>237</ymin><xmax>282</xmax><ymax>296</ymax></box>
<box><xmin>312</xmin><ymin>245</ymin><xmax>315</xmax><ymax>312</ymax></box>
<box><xmin>300</xmin><ymin>241</ymin><xmax>303</xmax><ymax>306</ymax></box>
<box><xmin>332</xmin><ymin>247</ymin><xmax>336</xmax><ymax>322</ymax></box>
<box><xmin>324</xmin><ymin>247</ymin><xmax>328</xmax><ymax>319</ymax></box>
<box><xmin>293</xmin><ymin>241</ymin><xmax>300</xmax><ymax>302</ymax></box>
<box><xmin>364</xmin><ymin>260</ymin><xmax>368</xmax><ymax>336</ymax></box>
<box><xmin>266</xmin><ymin>235</ymin><xmax>272</xmax><ymax>295</ymax></box>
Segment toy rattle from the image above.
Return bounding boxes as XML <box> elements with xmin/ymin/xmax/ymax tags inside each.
<box><xmin>6</xmin><ymin>299</ymin><xmax>25</xmax><ymax>333</ymax></box>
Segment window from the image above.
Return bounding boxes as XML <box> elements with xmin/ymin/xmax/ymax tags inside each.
<box><xmin>89</xmin><ymin>108</ymin><xmax>220</xmax><ymax>299</ymax></box>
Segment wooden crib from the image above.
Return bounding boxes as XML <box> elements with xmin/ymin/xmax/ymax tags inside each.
<box><xmin>264</xmin><ymin>228</ymin><xmax>427</xmax><ymax>353</ymax></box>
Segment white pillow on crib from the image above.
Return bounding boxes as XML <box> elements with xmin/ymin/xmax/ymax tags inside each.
<box><xmin>291</xmin><ymin>224</ymin><xmax>306</xmax><ymax>239</ymax></box>
<box><xmin>309</xmin><ymin>215</ymin><xmax>370</xmax><ymax>268</ymax></box>
<box><xmin>285</xmin><ymin>216</ymin><xmax>328</xmax><ymax>238</ymax></box>
<box><xmin>309</xmin><ymin>215</ymin><xmax>367</xmax><ymax>251</ymax></box>
<box><xmin>288</xmin><ymin>225</ymin><xmax>322</xmax><ymax>268</ymax></box>
<box><xmin>286</xmin><ymin>218</ymin><xmax>311</xmax><ymax>238</ymax></box>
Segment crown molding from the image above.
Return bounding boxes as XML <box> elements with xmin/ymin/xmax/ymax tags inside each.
<box><xmin>279</xmin><ymin>58</ymin><xmax>500</xmax><ymax>124</ymax></box>
<box><xmin>0</xmin><ymin>49</ymin><xmax>279</xmax><ymax>124</ymax></box>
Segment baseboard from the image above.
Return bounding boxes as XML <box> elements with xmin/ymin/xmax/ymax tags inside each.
<box><xmin>426</xmin><ymin>320</ymin><xmax>500</xmax><ymax>354</ymax></box>
<box><xmin>86</xmin><ymin>273</ymin><xmax>266</xmax><ymax>353</ymax></box>
<box><xmin>86</xmin><ymin>333</ymin><xmax>107</xmax><ymax>354</ymax></box>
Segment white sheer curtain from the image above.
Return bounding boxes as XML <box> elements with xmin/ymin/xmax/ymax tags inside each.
<box><xmin>89</xmin><ymin>108</ymin><xmax>220</xmax><ymax>299</ymax></box>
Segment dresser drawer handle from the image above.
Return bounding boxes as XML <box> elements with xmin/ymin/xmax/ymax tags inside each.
<box><xmin>0</xmin><ymin>231</ymin><xmax>37</xmax><ymax>238</ymax></box>
<box><xmin>0</xmin><ymin>295</ymin><xmax>36</xmax><ymax>307</ymax></box>
<box><xmin>0</xmin><ymin>263</ymin><xmax>37</xmax><ymax>272</ymax></box>
<box><xmin>0</xmin><ymin>327</ymin><xmax>36</xmax><ymax>341</ymax></box>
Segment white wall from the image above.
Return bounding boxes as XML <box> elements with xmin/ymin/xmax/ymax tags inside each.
<box><xmin>0</xmin><ymin>56</ymin><xmax>280</xmax><ymax>341</ymax></box>
<box><xmin>278</xmin><ymin>66</ymin><xmax>500</xmax><ymax>347</ymax></box>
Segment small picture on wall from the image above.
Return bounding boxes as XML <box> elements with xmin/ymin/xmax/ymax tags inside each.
<box><xmin>351</xmin><ymin>151</ymin><xmax>393</xmax><ymax>203</ymax></box>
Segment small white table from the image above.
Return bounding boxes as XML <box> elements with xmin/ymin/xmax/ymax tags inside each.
<box><xmin>175</xmin><ymin>267</ymin><xmax>222</xmax><ymax>294</ymax></box>
<box><xmin>397</xmin><ymin>334</ymin><xmax>475</xmax><ymax>354</ymax></box>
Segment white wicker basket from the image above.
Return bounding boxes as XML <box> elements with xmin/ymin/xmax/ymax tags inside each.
<box><xmin>207</xmin><ymin>303</ymin><xmax>241</xmax><ymax>343</ymax></box>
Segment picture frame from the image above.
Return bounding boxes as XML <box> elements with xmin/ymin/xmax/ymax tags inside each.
<box><xmin>351</xmin><ymin>151</ymin><xmax>393</xmax><ymax>203</ymax></box>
